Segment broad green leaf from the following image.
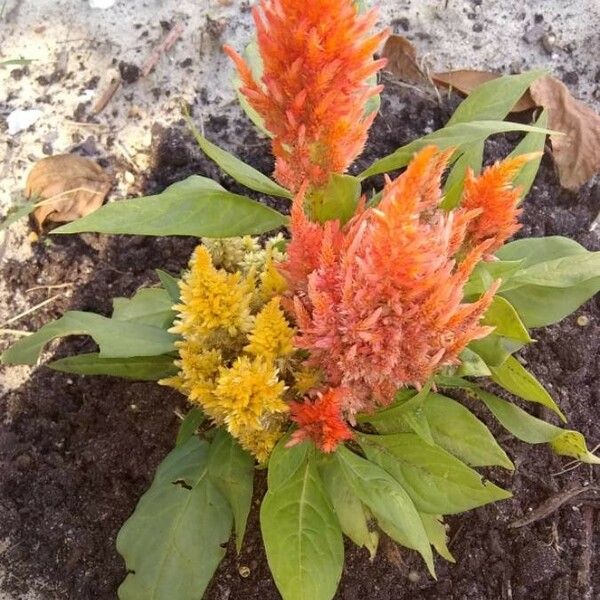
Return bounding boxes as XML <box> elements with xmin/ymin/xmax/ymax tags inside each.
<box><xmin>175</xmin><ymin>408</ymin><xmax>205</xmax><ymax>447</ymax></box>
<box><xmin>447</xmin><ymin>71</ymin><xmax>545</xmax><ymax>126</ymax></box>
<box><xmin>320</xmin><ymin>456</ymin><xmax>379</xmax><ymax>559</ymax></box>
<box><xmin>442</xmin><ymin>141</ymin><xmax>484</xmax><ymax>210</ymax></box>
<box><xmin>496</xmin><ymin>237</ymin><xmax>600</xmax><ymax>326</ymax></box>
<box><xmin>496</xmin><ymin>236</ymin><xmax>587</xmax><ymax>265</ymax></box>
<box><xmin>425</xmin><ymin>394</ymin><xmax>513</xmax><ymax>469</ymax></box>
<box><xmin>480</xmin><ymin>296</ymin><xmax>532</xmax><ymax>343</ymax></box>
<box><xmin>0</xmin><ymin>200</ymin><xmax>36</xmax><ymax>231</ymax></box>
<box><xmin>209</xmin><ymin>430</ymin><xmax>255</xmax><ymax>552</ymax></box>
<box><xmin>463</xmin><ymin>259</ymin><xmax>524</xmax><ymax>297</ymax></box>
<box><xmin>267</xmin><ymin>436</ymin><xmax>312</xmax><ymax>489</ymax></box>
<box><xmin>311</xmin><ymin>174</ymin><xmax>361</xmax><ymax>224</ymax></box>
<box><xmin>53</xmin><ymin>176</ymin><xmax>287</xmax><ymax>237</ymax></box>
<box><xmin>420</xmin><ymin>513</ymin><xmax>455</xmax><ymax>563</ymax></box>
<box><xmin>368</xmin><ymin>392</ymin><xmax>512</xmax><ymax>469</ymax></box>
<box><xmin>359</xmin><ymin>120</ymin><xmax>554</xmax><ymax>180</ymax></box>
<box><xmin>501</xmin><ymin>278</ymin><xmax>600</xmax><ymax>328</ymax></box>
<box><xmin>510</xmin><ymin>109</ymin><xmax>548</xmax><ymax>199</ymax></box>
<box><xmin>334</xmin><ymin>446</ymin><xmax>434</xmax><ymax>576</ymax></box>
<box><xmin>489</xmin><ymin>355</ymin><xmax>566</xmax><ymax>421</ymax></box>
<box><xmin>437</xmin><ymin>378</ymin><xmax>600</xmax><ymax>465</ymax></box>
<box><xmin>261</xmin><ymin>453</ymin><xmax>343</xmax><ymax>600</ymax></box>
<box><xmin>48</xmin><ymin>353</ymin><xmax>178</xmax><ymax>381</ymax></box>
<box><xmin>186</xmin><ymin>114</ymin><xmax>291</xmax><ymax>199</ymax></box>
<box><xmin>112</xmin><ymin>288</ymin><xmax>175</xmax><ymax>328</ymax></box>
<box><xmin>359</xmin><ymin>433</ymin><xmax>511</xmax><ymax>515</ymax></box>
<box><xmin>456</xmin><ymin>348</ymin><xmax>491</xmax><ymax>377</ymax></box>
<box><xmin>156</xmin><ymin>269</ymin><xmax>181</xmax><ymax>303</ymax></box>
<box><xmin>117</xmin><ymin>437</ymin><xmax>232</xmax><ymax>600</ymax></box>
<box><xmin>365</xmin><ymin>383</ymin><xmax>435</xmax><ymax>444</ymax></box>
<box><xmin>1</xmin><ymin>311</ymin><xmax>176</xmax><ymax>365</ymax></box>
<box><xmin>506</xmin><ymin>252</ymin><xmax>600</xmax><ymax>290</ymax></box>
<box><xmin>469</xmin><ymin>333</ymin><xmax>524</xmax><ymax>367</ymax></box>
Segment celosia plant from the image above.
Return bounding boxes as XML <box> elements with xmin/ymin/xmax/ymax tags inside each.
<box><xmin>2</xmin><ymin>1</ymin><xmax>599</xmax><ymax>599</ymax></box>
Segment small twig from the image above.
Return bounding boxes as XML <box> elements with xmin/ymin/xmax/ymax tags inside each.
<box><xmin>116</xmin><ymin>141</ymin><xmax>141</xmax><ymax>173</ymax></box>
<box><xmin>578</xmin><ymin>505</ymin><xmax>595</xmax><ymax>599</ymax></box>
<box><xmin>0</xmin><ymin>294</ymin><xmax>62</xmax><ymax>328</ymax></box>
<box><xmin>0</xmin><ymin>328</ymin><xmax>32</xmax><ymax>337</ymax></box>
<box><xmin>448</xmin><ymin>521</ymin><xmax>465</xmax><ymax>548</ymax></box>
<box><xmin>92</xmin><ymin>77</ymin><xmax>122</xmax><ymax>115</ymax></box>
<box><xmin>510</xmin><ymin>486</ymin><xmax>600</xmax><ymax>529</ymax></box>
<box><xmin>26</xmin><ymin>283</ymin><xmax>73</xmax><ymax>294</ymax></box>
<box><xmin>141</xmin><ymin>22</ymin><xmax>185</xmax><ymax>77</ymax></box>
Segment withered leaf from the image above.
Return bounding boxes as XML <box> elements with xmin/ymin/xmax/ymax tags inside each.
<box><xmin>432</xmin><ymin>70</ymin><xmax>536</xmax><ymax>113</ymax></box>
<box><xmin>530</xmin><ymin>75</ymin><xmax>600</xmax><ymax>191</ymax></box>
<box><xmin>26</xmin><ymin>154</ymin><xmax>111</xmax><ymax>228</ymax></box>
<box><xmin>381</xmin><ymin>35</ymin><xmax>426</xmax><ymax>85</ymax></box>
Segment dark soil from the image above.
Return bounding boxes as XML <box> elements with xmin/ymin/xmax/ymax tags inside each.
<box><xmin>1</xmin><ymin>77</ymin><xmax>599</xmax><ymax>600</ymax></box>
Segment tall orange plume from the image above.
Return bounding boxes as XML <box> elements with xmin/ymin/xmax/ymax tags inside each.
<box><xmin>224</xmin><ymin>0</ymin><xmax>389</xmax><ymax>192</ymax></box>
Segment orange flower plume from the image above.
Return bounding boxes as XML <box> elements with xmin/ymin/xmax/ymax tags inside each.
<box><xmin>288</xmin><ymin>387</ymin><xmax>353</xmax><ymax>452</ymax></box>
<box><xmin>461</xmin><ymin>154</ymin><xmax>537</xmax><ymax>254</ymax></box>
<box><xmin>224</xmin><ymin>0</ymin><xmax>389</xmax><ymax>192</ymax></box>
<box><xmin>279</xmin><ymin>146</ymin><xmax>527</xmax><ymax>422</ymax></box>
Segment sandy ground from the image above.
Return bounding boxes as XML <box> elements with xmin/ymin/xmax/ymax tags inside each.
<box><xmin>0</xmin><ymin>0</ymin><xmax>599</xmax><ymax>597</ymax></box>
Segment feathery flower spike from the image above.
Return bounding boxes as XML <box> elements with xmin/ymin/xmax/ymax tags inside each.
<box><xmin>461</xmin><ymin>153</ymin><xmax>539</xmax><ymax>254</ymax></box>
<box><xmin>280</xmin><ymin>146</ymin><xmax>513</xmax><ymax>417</ymax></box>
<box><xmin>288</xmin><ymin>387</ymin><xmax>353</xmax><ymax>452</ymax></box>
<box><xmin>224</xmin><ymin>0</ymin><xmax>389</xmax><ymax>192</ymax></box>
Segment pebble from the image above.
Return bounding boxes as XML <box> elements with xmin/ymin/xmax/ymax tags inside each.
<box><xmin>6</xmin><ymin>109</ymin><xmax>43</xmax><ymax>135</ymax></box>
<box><xmin>577</xmin><ymin>315</ymin><xmax>589</xmax><ymax>327</ymax></box>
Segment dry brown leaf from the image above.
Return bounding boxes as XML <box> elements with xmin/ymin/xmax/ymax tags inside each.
<box><xmin>432</xmin><ymin>70</ymin><xmax>536</xmax><ymax>112</ymax></box>
<box><xmin>530</xmin><ymin>75</ymin><xmax>600</xmax><ymax>191</ymax></box>
<box><xmin>381</xmin><ymin>35</ymin><xmax>426</xmax><ymax>85</ymax></box>
<box><xmin>26</xmin><ymin>154</ymin><xmax>111</xmax><ymax>228</ymax></box>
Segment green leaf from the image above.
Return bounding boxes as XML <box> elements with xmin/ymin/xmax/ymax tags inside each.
<box><xmin>442</xmin><ymin>141</ymin><xmax>484</xmax><ymax>210</ymax></box>
<box><xmin>267</xmin><ymin>436</ymin><xmax>312</xmax><ymax>488</ymax></box>
<box><xmin>489</xmin><ymin>355</ymin><xmax>566</xmax><ymax>421</ymax></box>
<box><xmin>469</xmin><ymin>333</ymin><xmax>524</xmax><ymax>367</ymax></box>
<box><xmin>506</xmin><ymin>252</ymin><xmax>600</xmax><ymax>290</ymax></box>
<box><xmin>261</xmin><ymin>450</ymin><xmax>343</xmax><ymax>600</ymax></box>
<box><xmin>175</xmin><ymin>408</ymin><xmax>205</xmax><ymax>447</ymax></box>
<box><xmin>359</xmin><ymin>120</ymin><xmax>554</xmax><ymax>180</ymax></box>
<box><xmin>367</xmin><ymin>392</ymin><xmax>512</xmax><ymax>469</ymax></box>
<box><xmin>437</xmin><ymin>378</ymin><xmax>600</xmax><ymax>465</ymax></box>
<box><xmin>1</xmin><ymin>311</ymin><xmax>176</xmax><ymax>366</ymax></box>
<box><xmin>186</xmin><ymin>113</ymin><xmax>291</xmax><ymax>199</ymax></box>
<box><xmin>0</xmin><ymin>200</ymin><xmax>36</xmax><ymax>231</ymax></box>
<box><xmin>427</xmin><ymin>394</ymin><xmax>513</xmax><ymax>469</ymax></box>
<box><xmin>48</xmin><ymin>353</ymin><xmax>178</xmax><ymax>381</ymax></box>
<box><xmin>117</xmin><ymin>437</ymin><xmax>232</xmax><ymax>600</ymax></box>
<box><xmin>0</xmin><ymin>58</ymin><xmax>34</xmax><ymax>67</ymax></box>
<box><xmin>420</xmin><ymin>513</ymin><xmax>455</xmax><ymax>563</ymax></box>
<box><xmin>463</xmin><ymin>259</ymin><xmax>524</xmax><ymax>297</ymax></box>
<box><xmin>209</xmin><ymin>430</ymin><xmax>255</xmax><ymax>552</ymax></box>
<box><xmin>112</xmin><ymin>288</ymin><xmax>175</xmax><ymax>328</ymax></box>
<box><xmin>447</xmin><ymin>71</ymin><xmax>545</xmax><ymax>126</ymax></box>
<box><xmin>52</xmin><ymin>176</ymin><xmax>287</xmax><ymax>237</ymax></box>
<box><xmin>365</xmin><ymin>383</ymin><xmax>435</xmax><ymax>444</ymax></box>
<box><xmin>156</xmin><ymin>269</ymin><xmax>181</xmax><ymax>303</ymax></box>
<box><xmin>510</xmin><ymin>109</ymin><xmax>548</xmax><ymax>199</ymax></box>
<box><xmin>496</xmin><ymin>237</ymin><xmax>600</xmax><ymax>327</ymax></box>
<box><xmin>359</xmin><ymin>433</ymin><xmax>511</xmax><ymax>515</ymax></box>
<box><xmin>334</xmin><ymin>446</ymin><xmax>434</xmax><ymax>576</ymax></box>
<box><xmin>320</xmin><ymin>456</ymin><xmax>379</xmax><ymax>559</ymax></box>
<box><xmin>456</xmin><ymin>348</ymin><xmax>491</xmax><ymax>377</ymax></box>
<box><xmin>480</xmin><ymin>296</ymin><xmax>532</xmax><ymax>343</ymax></box>
<box><xmin>311</xmin><ymin>174</ymin><xmax>361</xmax><ymax>224</ymax></box>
